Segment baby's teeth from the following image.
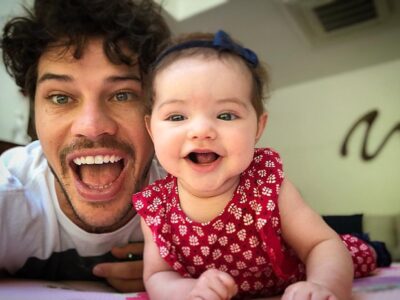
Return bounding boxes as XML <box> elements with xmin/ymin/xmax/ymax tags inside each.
<box><xmin>104</xmin><ymin>155</ymin><xmax>110</xmax><ymax>163</ymax></box>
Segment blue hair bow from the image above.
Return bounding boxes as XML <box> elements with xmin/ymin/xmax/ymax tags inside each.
<box><xmin>213</xmin><ymin>30</ymin><xmax>258</xmax><ymax>67</ymax></box>
<box><xmin>153</xmin><ymin>30</ymin><xmax>259</xmax><ymax>67</ymax></box>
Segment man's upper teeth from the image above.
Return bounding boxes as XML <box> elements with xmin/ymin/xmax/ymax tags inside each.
<box><xmin>73</xmin><ymin>155</ymin><xmax>122</xmax><ymax>165</ymax></box>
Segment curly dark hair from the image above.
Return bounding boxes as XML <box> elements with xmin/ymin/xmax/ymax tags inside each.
<box><xmin>1</xmin><ymin>0</ymin><xmax>170</xmax><ymax>103</ymax></box>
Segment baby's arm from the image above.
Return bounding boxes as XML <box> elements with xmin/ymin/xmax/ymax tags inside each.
<box><xmin>279</xmin><ymin>179</ymin><xmax>353</xmax><ymax>300</ymax></box>
<box><xmin>140</xmin><ymin>219</ymin><xmax>238</xmax><ymax>300</ymax></box>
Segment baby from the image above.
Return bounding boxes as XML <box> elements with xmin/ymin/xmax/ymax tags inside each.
<box><xmin>133</xmin><ymin>30</ymin><xmax>376</xmax><ymax>299</ymax></box>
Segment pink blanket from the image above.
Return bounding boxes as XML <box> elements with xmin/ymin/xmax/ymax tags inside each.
<box><xmin>352</xmin><ymin>263</ymin><xmax>400</xmax><ymax>300</ymax></box>
<box><xmin>0</xmin><ymin>264</ymin><xmax>399</xmax><ymax>299</ymax></box>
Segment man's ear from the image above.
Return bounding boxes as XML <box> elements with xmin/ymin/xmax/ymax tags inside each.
<box><xmin>144</xmin><ymin>115</ymin><xmax>153</xmax><ymax>140</ymax></box>
<box><xmin>255</xmin><ymin>112</ymin><xmax>268</xmax><ymax>143</ymax></box>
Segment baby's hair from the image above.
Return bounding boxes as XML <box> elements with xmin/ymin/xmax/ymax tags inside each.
<box><xmin>145</xmin><ymin>31</ymin><xmax>270</xmax><ymax>118</ymax></box>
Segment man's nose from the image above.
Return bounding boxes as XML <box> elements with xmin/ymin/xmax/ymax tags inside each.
<box><xmin>71</xmin><ymin>101</ymin><xmax>117</xmax><ymax>141</ymax></box>
<box><xmin>187</xmin><ymin>117</ymin><xmax>217</xmax><ymax>140</ymax></box>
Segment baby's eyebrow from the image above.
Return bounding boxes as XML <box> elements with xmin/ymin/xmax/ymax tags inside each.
<box><xmin>154</xmin><ymin>97</ymin><xmax>250</xmax><ymax>111</ymax></box>
<box><xmin>217</xmin><ymin>98</ymin><xmax>250</xmax><ymax>109</ymax></box>
<box><xmin>155</xmin><ymin>99</ymin><xmax>185</xmax><ymax>110</ymax></box>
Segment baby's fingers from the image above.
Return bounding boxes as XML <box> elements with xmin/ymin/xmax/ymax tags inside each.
<box><xmin>283</xmin><ymin>281</ymin><xmax>337</xmax><ymax>300</ymax></box>
<box><xmin>216</xmin><ymin>271</ymin><xmax>238</xmax><ymax>298</ymax></box>
<box><xmin>195</xmin><ymin>269</ymin><xmax>237</xmax><ymax>299</ymax></box>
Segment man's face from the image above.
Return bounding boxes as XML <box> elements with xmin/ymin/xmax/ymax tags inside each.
<box><xmin>34</xmin><ymin>39</ymin><xmax>154</xmax><ymax>232</ymax></box>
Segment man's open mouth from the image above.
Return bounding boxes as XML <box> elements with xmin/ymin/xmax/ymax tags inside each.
<box><xmin>187</xmin><ymin>152</ymin><xmax>220</xmax><ymax>164</ymax></box>
<box><xmin>71</xmin><ymin>155</ymin><xmax>125</xmax><ymax>190</ymax></box>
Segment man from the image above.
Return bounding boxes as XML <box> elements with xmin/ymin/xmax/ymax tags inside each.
<box><xmin>0</xmin><ymin>0</ymin><xmax>169</xmax><ymax>292</ymax></box>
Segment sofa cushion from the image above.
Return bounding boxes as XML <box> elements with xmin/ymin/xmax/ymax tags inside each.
<box><xmin>322</xmin><ymin>214</ymin><xmax>363</xmax><ymax>235</ymax></box>
<box><xmin>364</xmin><ymin>214</ymin><xmax>399</xmax><ymax>261</ymax></box>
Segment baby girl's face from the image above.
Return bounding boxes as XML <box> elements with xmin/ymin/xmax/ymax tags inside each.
<box><xmin>147</xmin><ymin>55</ymin><xmax>266</xmax><ymax>198</ymax></box>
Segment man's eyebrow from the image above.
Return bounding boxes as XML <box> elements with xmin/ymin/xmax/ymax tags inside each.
<box><xmin>37</xmin><ymin>73</ymin><xmax>72</xmax><ymax>84</ymax></box>
<box><xmin>106</xmin><ymin>75</ymin><xmax>141</xmax><ymax>83</ymax></box>
<box><xmin>37</xmin><ymin>73</ymin><xmax>141</xmax><ymax>84</ymax></box>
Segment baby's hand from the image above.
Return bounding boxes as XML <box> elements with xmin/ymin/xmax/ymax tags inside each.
<box><xmin>187</xmin><ymin>269</ymin><xmax>238</xmax><ymax>300</ymax></box>
<box><xmin>282</xmin><ymin>281</ymin><xmax>338</xmax><ymax>300</ymax></box>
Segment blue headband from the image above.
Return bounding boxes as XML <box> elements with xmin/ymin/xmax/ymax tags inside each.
<box><xmin>153</xmin><ymin>30</ymin><xmax>259</xmax><ymax>67</ymax></box>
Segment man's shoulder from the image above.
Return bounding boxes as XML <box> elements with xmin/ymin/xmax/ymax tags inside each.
<box><xmin>0</xmin><ymin>140</ymin><xmax>48</xmax><ymax>189</ymax></box>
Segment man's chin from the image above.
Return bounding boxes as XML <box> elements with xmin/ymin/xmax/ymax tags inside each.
<box><xmin>71</xmin><ymin>202</ymin><xmax>135</xmax><ymax>233</ymax></box>
<box><xmin>55</xmin><ymin>178</ymin><xmax>134</xmax><ymax>233</ymax></box>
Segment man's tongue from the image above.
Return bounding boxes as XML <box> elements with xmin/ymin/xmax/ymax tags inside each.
<box><xmin>79</xmin><ymin>163</ymin><xmax>122</xmax><ymax>187</ymax></box>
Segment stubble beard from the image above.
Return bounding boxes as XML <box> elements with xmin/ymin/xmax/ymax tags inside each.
<box><xmin>50</xmin><ymin>155</ymin><xmax>153</xmax><ymax>233</ymax></box>
<box><xmin>51</xmin><ymin>166</ymin><xmax>137</xmax><ymax>233</ymax></box>
<box><xmin>50</xmin><ymin>136</ymin><xmax>142</xmax><ymax>233</ymax></box>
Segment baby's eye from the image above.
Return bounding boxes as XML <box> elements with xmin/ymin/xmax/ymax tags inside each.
<box><xmin>114</xmin><ymin>91</ymin><xmax>138</xmax><ymax>102</ymax></box>
<box><xmin>49</xmin><ymin>94</ymin><xmax>71</xmax><ymax>105</ymax></box>
<box><xmin>217</xmin><ymin>113</ymin><xmax>238</xmax><ymax>121</ymax></box>
<box><xmin>166</xmin><ymin>114</ymin><xmax>185</xmax><ymax>121</ymax></box>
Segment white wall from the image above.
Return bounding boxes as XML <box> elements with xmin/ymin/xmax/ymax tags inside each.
<box><xmin>260</xmin><ymin>58</ymin><xmax>400</xmax><ymax>215</ymax></box>
<box><xmin>163</xmin><ymin>0</ymin><xmax>400</xmax><ymax>216</ymax></box>
<box><xmin>1</xmin><ymin>0</ymin><xmax>399</xmax><ymax>216</ymax></box>
<box><xmin>0</xmin><ymin>0</ymin><xmax>31</xmax><ymax>144</ymax></box>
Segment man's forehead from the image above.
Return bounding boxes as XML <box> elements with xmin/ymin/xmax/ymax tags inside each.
<box><xmin>38</xmin><ymin>38</ymin><xmax>140</xmax><ymax>79</ymax></box>
<box><xmin>41</xmin><ymin>38</ymin><xmax>137</xmax><ymax>65</ymax></box>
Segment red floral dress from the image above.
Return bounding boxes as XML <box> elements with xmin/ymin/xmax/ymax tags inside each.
<box><xmin>133</xmin><ymin>148</ymin><xmax>376</xmax><ymax>299</ymax></box>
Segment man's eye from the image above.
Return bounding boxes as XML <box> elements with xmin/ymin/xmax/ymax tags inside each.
<box><xmin>166</xmin><ymin>114</ymin><xmax>185</xmax><ymax>121</ymax></box>
<box><xmin>49</xmin><ymin>94</ymin><xmax>70</xmax><ymax>105</ymax></box>
<box><xmin>114</xmin><ymin>92</ymin><xmax>138</xmax><ymax>102</ymax></box>
<box><xmin>218</xmin><ymin>113</ymin><xmax>237</xmax><ymax>121</ymax></box>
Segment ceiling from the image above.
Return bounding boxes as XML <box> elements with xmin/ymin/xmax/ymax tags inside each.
<box><xmin>158</xmin><ymin>0</ymin><xmax>400</xmax><ymax>89</ymax></box>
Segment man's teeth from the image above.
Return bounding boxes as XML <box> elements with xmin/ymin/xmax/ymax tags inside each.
<box><xmin>73</xmin><ymin>155</ymin><xmax>122</xmax><ymax>165</ymax></box>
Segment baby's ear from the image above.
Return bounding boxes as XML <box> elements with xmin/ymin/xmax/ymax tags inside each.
<box><xmin>144</xmin><ymin>115</ymin><xmax>153</xmax><ymax>140</ymax></box>
<box><xmin>255</xmin><ymin>112</ymin><xmax>268</xmax><ymax>142</ymax></box>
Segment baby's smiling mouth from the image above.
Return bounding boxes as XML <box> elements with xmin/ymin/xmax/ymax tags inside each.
<box><xmin>71</xmin><ymin>155</ymin><xmax>124</xmax><ymax>190</ymax></box>
<box><xmin>187</xmin><ymin>152</ymin><xmax>220</xmax><ymax>164</ymax></box>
